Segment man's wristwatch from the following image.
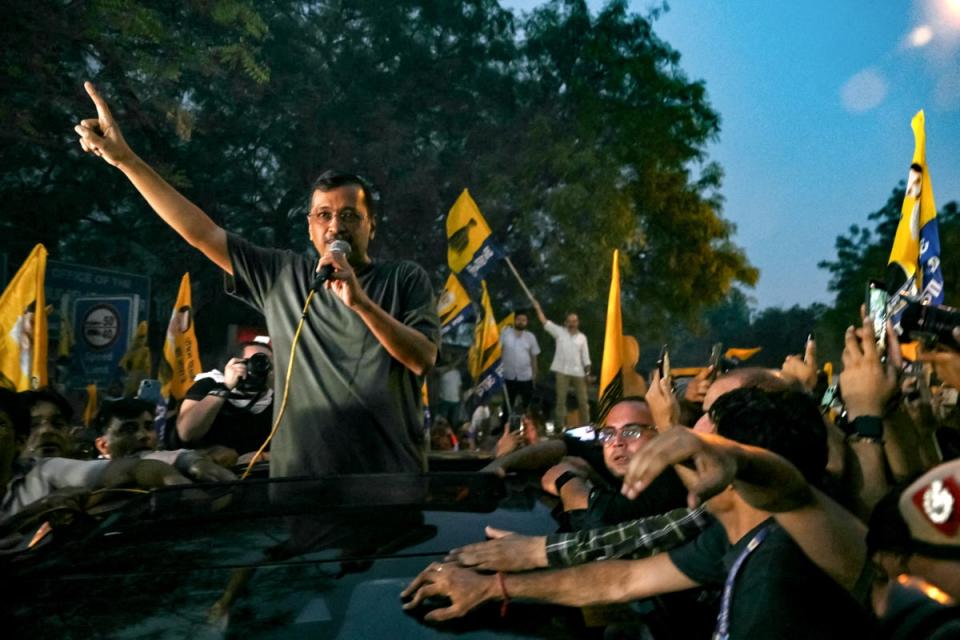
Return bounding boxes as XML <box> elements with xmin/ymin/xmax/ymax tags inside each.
<box><xmin>554</xmin><ymin>470</ymin><xmax>583</xmax><ymax>494</ymax></box>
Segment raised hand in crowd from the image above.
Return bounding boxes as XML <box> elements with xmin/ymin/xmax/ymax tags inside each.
<box><xmin>839</xmin><ymin>318</ymin><xmax>898</xmax><ymax>420</ymax></box>
<box><xmin>446</xmin><ymin>526</ymin><xmax>548</xmax><ymax>572</ymax></box>
<box><xmin>781</xmin><ymin>335</ymin><xmax>818</xmax><ymax>392</ymax></box>
<box><xmin>682</xmin><ymin>365</ymin><xmax>714</xmax><ymax>405</ymax></box>
<box><xmin>74</xmin><ymin>82</ymin><xmax>134</xmax><ymax>168</ymax></box>
<box><xmin>494</xmin><ymin>420</ymin><xmax>523</xmax><ymax>458</ymax></box>
<box><xmin>645</xmin><ymin>368</ymin><xmax>679</xmax><ymax>430</ymax></box>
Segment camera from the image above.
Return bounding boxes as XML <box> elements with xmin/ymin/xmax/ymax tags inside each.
<box><xmin>239</xmin><ymin>352</ymin><xmax>273</xmax><ymax>393</ymax></box>
<box><xmin>899</xmin><ymin>300</ymin><xmax>960</xmax><ymax>351</ymax></box>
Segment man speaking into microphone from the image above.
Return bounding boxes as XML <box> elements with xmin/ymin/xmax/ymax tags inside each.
<box><xmin>74</xmin><ymin>82</ymin><xmax>440</xmax><ymax>478</ymax></box>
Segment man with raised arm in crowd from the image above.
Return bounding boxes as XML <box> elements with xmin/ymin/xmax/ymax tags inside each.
<box><xmin>532</xmin><ymin>301</ymin><xmax>590</xmax><ymax>428</ymax></box>
<box><xmin>75</xmin><ymin>82</ymin><xmax>440</xmax><ymax>478</ymax></box>
<box><xmin>403</xmin><ymin>386</ymin><xmax>875</xmax><ymax>638</ymax></box>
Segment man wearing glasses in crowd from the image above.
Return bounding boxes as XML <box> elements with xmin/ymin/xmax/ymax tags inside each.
<box><xmin>541</xmin><ymin>397</ymin><xmax>687</xmax><ymax>530</ymax></box>
<box><xmin>74</xmin><ymin>82</ymin><xmax>440</xmax><ymax>478</ymax></box>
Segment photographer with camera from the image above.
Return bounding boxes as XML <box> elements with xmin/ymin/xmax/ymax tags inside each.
<box><xmin>175</xmin><ymin>339</ymin><xmax>275</xmax><ymax>462</ymax></box>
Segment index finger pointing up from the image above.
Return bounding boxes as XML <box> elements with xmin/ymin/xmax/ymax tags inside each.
<box><xmin>84</xmin><ymin>81</ymin><xmax>115</xmax><ymax>124</ymax></box>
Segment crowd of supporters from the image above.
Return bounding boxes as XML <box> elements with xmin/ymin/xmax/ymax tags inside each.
<box><xmin>5</xmin><ymin>311</ymin><xmax>960</xmax><ymax>637</ymax></box>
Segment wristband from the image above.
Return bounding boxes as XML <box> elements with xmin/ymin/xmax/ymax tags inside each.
<box><xmin>207</xmin><ymin>383</ymin><xmax>230</xmax><ymax>399</ymax></box>
<box><xmin>851</xmin><ymin>415</ymin><xmax>883</xmax><ymax>439</ymax></box>
<box><xmin>496</xmin><ymin>571</ymin><xmax>510</xmax><ymax>617</ymax></box>
<box><xmin>554</xmin><ymin>470</ymin><xmax>582</xmax><ymax>495</ymax></box>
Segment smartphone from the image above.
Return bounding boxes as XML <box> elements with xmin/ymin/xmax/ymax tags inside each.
<box><xmin>708</xmin><ymin>342</ymin><xmax>723</xmax><ymax>380</ymax></box>
<box><xmin>865</xmin><ymin>280</ymin><xmax>889</xmax><ymax>359</ymax></box>
<box><xmin>137</xmin><ymin>378</ymin><xmax>163</xmax><ymax>406</ymax></box>
<box><xmin>657</xmin><ymin>344</ymin><xmax>671</xmax><ymax>380</ymax></box>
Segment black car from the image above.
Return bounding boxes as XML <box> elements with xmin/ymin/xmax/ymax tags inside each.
<box><xmin>4</xmin><ymin>471</ymin><xmax>601</xmax><ymax>639</ymax></box>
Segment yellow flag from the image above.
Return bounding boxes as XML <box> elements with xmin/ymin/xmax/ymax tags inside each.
<box><xmin>446</xmin><ymin>189</ymin><xmax>502</xmax><ymax>289</ymax></box>
<box><xmin>724</xmin><ymin>347</ymin><xmax>762</xmax><ymax>362</ymax></box>
<box><xmin>0</xmin><ymin>244</ymin><xmax>48</xmax><ymax>390</ymax></box>
<box><xmin>497</xmin><ymin>312</ymin><xmax>516</xmax><ymax>336</ymax></box>
<box><xmin>437</xmin><ymin>273</ymin><xmax>475</xmax><ymax>337</ymax></box>
<box><xmin>467</xmin><ymin>281</ymin><xmax>504</xmax><ymax>401</ymax></box>
<box><xmin>598</xmin><ymin>250</ymin><xmax>623</xmax><ymax>424</ymax></box>
<box><xmin>888</xmin><ymin>110</ymin><xmax>944</xmax><ymax>314</ymax></box>
<box><xmin>83</xmin><ymin>383</ymin><xmax>98</xmax><ymax>427</ymax></box>
<box><xmin>160</xmin><ymin>273</ymin><xmax>202</xmax><ymax>400</ymax></box>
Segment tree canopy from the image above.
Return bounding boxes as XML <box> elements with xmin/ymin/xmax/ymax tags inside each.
<box><xmin>1</xmin><ymin>0</ymin><xmax>755</xmax><ymax>361</ymax></box>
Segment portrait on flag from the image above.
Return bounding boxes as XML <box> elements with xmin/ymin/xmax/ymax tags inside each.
<box><xmin>0</xmin><ymin>244</ymin><xmax>49</xmax><ymax>391</ymax></box>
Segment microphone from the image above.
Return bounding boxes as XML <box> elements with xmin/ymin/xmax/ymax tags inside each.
<box><xmin>312</xmin><ymin>239</ymin><xmax>352</xmax><ymax>292</ymax></box>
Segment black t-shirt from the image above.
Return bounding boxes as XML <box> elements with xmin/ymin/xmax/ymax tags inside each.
<box><xmin>180</xmin><ymin>377</ymin><xmax>273</xmax><ymax>455</ymax></box>
<box><xmin>226</xmin><ymin>234</ymin><xmax>440</xmax><ymax>478</ymax></box>
<box><xmin>668</xmin><ymin>519</ymin><xmax>875</xmax><ymax>639</ymax></box>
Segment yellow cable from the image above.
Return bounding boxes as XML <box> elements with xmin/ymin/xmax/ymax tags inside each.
<box><xmin>241</xmin><ymin>291</ymin><xmax>315</xmax><ymax>480</ymax></box>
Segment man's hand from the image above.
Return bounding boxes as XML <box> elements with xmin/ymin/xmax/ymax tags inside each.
<box><xmin>187</xmin><ymin>459</ymin><xmax>238</xmax><ymax>483</ymax></box>
<box><xmin>646</xmin><ymin>369</ymin><xmax>680</xmax><ymax>429</ymax></box>
<box><xmin>622</xmin><ymin>427</ymin><xmax>738</xmax><ymax>508</ymax></box>
<box><xmin>495</xmin><ymin>422</ymin><xmax>523</xmax><ymax>458</ymax></box>
<box><xmin>318</xmin><ymin>250</ymin><xmax>369</xmax><ymax>310</ymax></box>
<box><xmin>683</xmin><ymin>366</ymin><xmax>714</xmax><ymax>405</ymax></box>
<box><xmin>446</xmin><ymin>526</ymin><xmax>548</xmax><ymax>572</ymax></box>
<box><xmin>840</xmin><ymin>318</ymin><xmax>898</xmax><ymax>419</ymax></box>
<box><xmin>400</xmin><ymin>562</ymin><xmax>497</xmax><ymax>622</ymax></box>
<box><xmin>74</xmin><ymin>81</ymin><xmax>135</xmax><ymax>168</ymax></box>
<box><xmin>222</xmin><ymin>357</ymin><xmax>248</xmax><ymax>391</ymax></box>
<box><xmin>781</xmin><ymin>337</ymin><xmax>818</xmax><ymax>392</ymax></box>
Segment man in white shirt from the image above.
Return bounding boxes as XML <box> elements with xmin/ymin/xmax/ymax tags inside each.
<box><xmin>533</xmin><ymin>302</ymin><xmax>590</xmax><ymax>427</ymax></box>
<box><xmin>499</xmin><ymin>311</ymin><xmax>540</xmax><ymax>410</ymax></box>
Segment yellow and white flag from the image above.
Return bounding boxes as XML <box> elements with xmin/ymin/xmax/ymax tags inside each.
<box><xmin>598</xmin><ymin>250</ymin><xmax>624</xmax><ymax>424</ymax></box>
<box><xmin>159</xmin><ymin>273</ymin><xmax>202</xmax><ymax>400</ymax></box>
<box><xmin>888</xmin><ymin>110</ymin><xmax>944</xmax><ymax>322</ymax></box>
<box><xmin>437</xmin><ymin>273</ymin><xmax>475</xmax><ymax>337</ymax></box>
<box><xmin>467</xmin><ymin>281</ymin><xmax>504</xmax><ymax>401</ymax></box>
<box><xmin>446</xmin><ymin>189</ymin><xmax>503</xmax><ymax>291</ymax></box>
<box><xmin>0</xmin><ymin>244</ymin><xmax>48</xmax><ymax>390</ymax></box>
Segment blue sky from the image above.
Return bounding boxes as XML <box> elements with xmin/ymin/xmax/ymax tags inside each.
<box><xmin>505</xmin><ymin>0</ymin><xmax>960</xmax><ymax>309</ymax></box>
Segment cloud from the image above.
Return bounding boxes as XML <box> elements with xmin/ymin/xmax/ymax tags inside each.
<box><xmin>840</xmin><ymin>68</ymin><xmax>889</xmax><ymax>113</ymax></box>
<box><xmin>905</xmin><ymin>24</ymin><xmax>935</xmax><ymax>48</ymax></box>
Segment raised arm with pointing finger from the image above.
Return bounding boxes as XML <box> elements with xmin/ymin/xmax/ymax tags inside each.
<box><xmin>75</xmin><ymin>82</ymin><xmax>231</xmax><ymax>272</ymax></box>
<box><xmin>76</xmin><ymin>82</ymin><xmax>440</xmax><ymax>478</ymax></box>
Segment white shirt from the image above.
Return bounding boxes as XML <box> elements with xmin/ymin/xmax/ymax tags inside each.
<box><xmin>2</xmin><ymin>457</ymin><xmax>111</xmax><ymax>517</ymax></box>
<box><xmin>500</xmin><ymin>328</ymin><xmax>541</xmax><ymax>381</ymax></box>
<box><xmin>544</xmin><ymin>320</ymin><xmax>590</xmax><ymax>377</ymax></box>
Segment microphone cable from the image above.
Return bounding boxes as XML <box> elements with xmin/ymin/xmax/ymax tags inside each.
<box><xmin>240</xmin><ymin>290</ymin><xmax>316</xmax><ymax>480</ymax></box>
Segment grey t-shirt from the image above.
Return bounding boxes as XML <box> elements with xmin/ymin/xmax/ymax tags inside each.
<box><xmin>226</xmin><ymin>233</ymin><xmax>440</xmax><ymax>478</ymax></box>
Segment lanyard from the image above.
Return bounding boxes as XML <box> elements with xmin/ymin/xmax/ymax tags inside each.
<box><xmin>713</xmin><ymin>522</ymin><xmax>774</xmax><ymax>640</ymax></box>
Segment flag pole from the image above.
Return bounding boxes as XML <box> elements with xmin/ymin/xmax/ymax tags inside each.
<box><xmin>504</xmin><ymin>257</ymin><xmax>537</xmax><ymax>306</ymax></box>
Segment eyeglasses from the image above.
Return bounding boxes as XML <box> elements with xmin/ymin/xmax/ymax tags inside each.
<box><xmin>307</xmin><ymin>209</ymin><xmax>366</xmax><ymax>225</ymax></box>
<box><xmin>593</xmin><ymin>423</ymin><xmax>657</xmax><ymax>444</ymax></box>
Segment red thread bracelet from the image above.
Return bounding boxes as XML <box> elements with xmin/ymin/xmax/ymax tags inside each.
<box><xmin>496</xmin><ymin>571</ymin><xmax>510</xmax><ymax>617</ymax></box>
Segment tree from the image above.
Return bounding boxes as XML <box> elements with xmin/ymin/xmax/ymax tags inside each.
<box><xmin>1</xmin><ymin>0</ymin><xmax>756</xmax><ymax>369</ymax></box>
<box><xmin>817</xmin><ymin>185</ymin><xmax>960</xmax><ymax>363</ymax></box>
